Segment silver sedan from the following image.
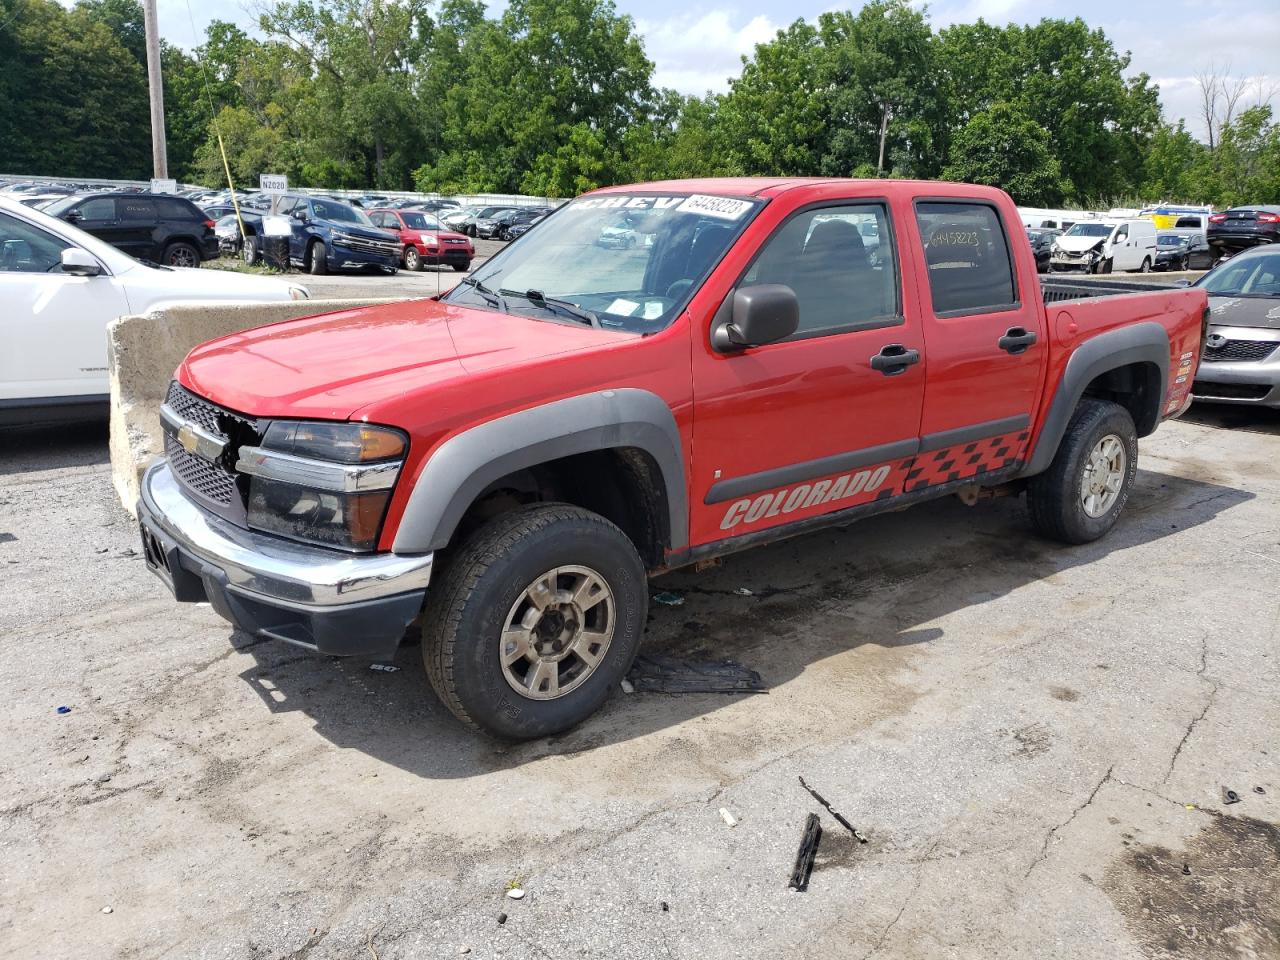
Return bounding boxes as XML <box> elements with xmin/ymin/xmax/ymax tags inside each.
<box><xmin>1190</xmin><ymin>246</ymin><xmax>1280</xmax><ymax>408</ymax></box>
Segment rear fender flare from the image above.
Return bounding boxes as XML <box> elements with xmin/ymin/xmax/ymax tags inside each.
<box><xmin>1022</xmin><ymin>321</ymin><xmax>1170</xmax><ymax>477</ymax></box>
<box><xmin>392</xmin><ymin>389</ymin><xmax>687</xmax><ymax>553</ymax></box>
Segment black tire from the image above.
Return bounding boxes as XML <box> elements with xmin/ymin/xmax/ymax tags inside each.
<box><xmin>404</xmin><ymin>245</ymin><xmax>421</xmax><ymax>271</ymax></box>
<box><xmin>1139</xmin><ymin>257</ymin><xmax>1152</xmax><ymax>273</ymax></box>
<box><xmin>1027</xmin><ymin>399</ymin><xmax>1138</xmax><ymax>545</ymax></box>
<box><xmin>241</xmin><ymin>235</ymin><xmax>260</xmax><ymax>266</ymax></box>
<box><xmin>163</xmin><ymin>241</ymin><xmax>200</xmax><ymax>268</ymax></box>
<box><xmin>422</xmin><ymin>504</ymin><xmax>647</xmax><ymax>739</ymax></box>
<box><xmin>451</xmin><ymin>260</ymin><xmax>470</xmax><ymax>273</ymax></box>
<box><xmin>1100</xmin><ymin>258</ymin><xmax>1113</xmax><ymax>274</ymax></box>
<box><xmin>307</xmin><ymin>239</ymin><xmax>328</xmax><ymax>275</ymax></box>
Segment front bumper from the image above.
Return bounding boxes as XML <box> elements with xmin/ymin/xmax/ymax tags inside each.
<box><xmin>329</xmin><ymin>240</ymin><xmax>399</xmax><ymax>271</ymax></box>
<box><xmin>137</xmin><ymin>461</ymin><xmax>432</xmax><ymax>657</ymax></box>
<box><xmin>1190</xmin><ymin>324</ymin><xmax>1280</xmax><ymax>408</ymax></box>
<box><xmin>414</xmin><ymin>242</ymin><xmax>472</xmax><ymax>264</ymax></box>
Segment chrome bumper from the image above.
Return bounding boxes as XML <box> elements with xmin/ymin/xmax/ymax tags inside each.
<box><xmin>138</xmin><ymin>460</ymin><xmax>432</xmax><ymax>608</ymax></box>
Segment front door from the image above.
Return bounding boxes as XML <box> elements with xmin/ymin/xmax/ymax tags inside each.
<box><xmin>0</xmin><ymin>211</ymin><xmax>129</xmax><ymax>402</ymax></box>
<box><xmin>906</xmin><ymin>199</ymin><xmax>1046</xmax><ymax>485</ymax></box>
<box><xmin>690</xmin><ymin>200</ymin><xmax>926</xmax><ymax>546</ymax></box>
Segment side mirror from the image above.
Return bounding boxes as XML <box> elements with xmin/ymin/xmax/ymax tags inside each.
<box><xmin>1175</xmin><ymin>279</ymin><xmax>1192</xmax><ymax>287</ymax></box>
<box><xmin>61</xmin><ymin>247</ymin><xmax>101</xmax><ymax>277</ymax></box>
<box><xmin>64</xmin><ymin>211</ymin><xmax>83</xmax><ymax>223</ymax></box>
<box><xmin>291</xmin><ymin>209</ymin><xmax>308</xmax><ymax>221</ymax></box>
<box><xmin>712</xmin><ymin>284</ymin><xmax>799</xmax><ymax>352</ymax></box>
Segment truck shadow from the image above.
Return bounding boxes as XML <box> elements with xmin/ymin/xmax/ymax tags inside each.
<box><xmin>0</xmin><ymin>419</ymin><xmax>109</xmax><ymax>476</ymax></box>
<box><xmin>231</xmin><ymin>460</ymin><xmax>1255</xmax><ymax>780</ymax></box>
<box><xmin>1180</xmin><ymin>401</ymin><xmax>1280</xmax><ymax>436</ymax></box>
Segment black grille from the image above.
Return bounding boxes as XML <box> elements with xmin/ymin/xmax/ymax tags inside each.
<box><xmin>165</xmin><ymin>380</ymin><xmax>221</xmax><ymax>432</ymax></box>
<box><xmin>1191</xmin><ymin>380</ymin><xmax>1272</xmax><ymax>400</ymax></box>
<box><xmin>162</xmin><ymin>382</ymin><xmax>261</xmax><ymax>522</ymax></box>
<box><xmin>1199</xmin><ymin>340</ymin><xmax>1278</xmax><ymax>363</ymax></box>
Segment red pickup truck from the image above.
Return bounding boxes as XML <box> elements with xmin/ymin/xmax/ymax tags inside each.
<box><xmin>138</xmin><ymin>179</ymin><xmax>1207</xmax><ymax>738</ymax></box>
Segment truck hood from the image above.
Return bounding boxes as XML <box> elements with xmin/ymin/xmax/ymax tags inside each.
<box><xmin>1207</xmin><ymin>295</ymin><xmax>1280</xmax><ymax>330</ymax></box>
<box><xmin>178</xmin><ymin>299</ymin><xmax>633</xmax><ymax>420</ymax></box>
<box><xmin>1054</xmin><ymin>235</ymin><xmax>1108</xmax><ymax>254</ymax></box>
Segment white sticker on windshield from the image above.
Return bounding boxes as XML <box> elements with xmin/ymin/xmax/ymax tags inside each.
<box><xmin>642</xmin><ymin>301</ymin><xmax>665</xmax><ymax>319</ymax></box>
<box><xmin>607</xmin><ymin>298</ymin><xmax>639</xmax><ymax>317</ymax></box>
<box><xmin>676</xmin><ymin>194</ymin><xmax>753</xmax><ymax>221</ymax></box>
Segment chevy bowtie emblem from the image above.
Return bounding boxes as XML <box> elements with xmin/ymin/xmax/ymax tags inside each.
<box><xmin>1204</xmin><ymin>334</ymin><xmax>1227</xmax><ymax>350</ymax></box>
<box><xmin>177</xmin><ymin>424</ymin><xmax>201</xmax><ymax>454</ymax></box>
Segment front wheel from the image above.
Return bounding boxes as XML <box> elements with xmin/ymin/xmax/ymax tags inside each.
<box><xmin>307</xmin><ymin>239</ymin><xmax>328</xmax><ymax>275</ymax></box>
<box><xmin>1027</xmin><ymin>399</ymin><xmax>1138</xmax><ymax>544</ymax></box>
<box><xmin>241</xmin><ymin>235</ymin><xmax>260</xmax><ymax>266</ymax></box>
<box><xmin>423</xmin><ymin>504</ymin><xmax>647</xmax><ymax>739</ymax></box>
<box><xmin>404</xmin><ymin>245</ymin><xmax>421</xmax><ymax>271</ymax></box>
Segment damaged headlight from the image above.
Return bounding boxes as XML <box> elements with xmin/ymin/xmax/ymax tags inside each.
<box><xmin>237</xmin><ymin>421</ymin><xmax>408</xmax><ymax>552</ymax></box>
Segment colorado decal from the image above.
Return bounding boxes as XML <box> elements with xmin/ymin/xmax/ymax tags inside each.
<box><xmin>720</xmin><ymin>465</ymin><xmax>892</xmax><ymax>530</ymax></box>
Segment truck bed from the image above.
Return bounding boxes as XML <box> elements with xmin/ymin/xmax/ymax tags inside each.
<box><xmin>1040</xmin><ymin>278</ymin><xmax>1176</xmax><ymax>304</ymax></box>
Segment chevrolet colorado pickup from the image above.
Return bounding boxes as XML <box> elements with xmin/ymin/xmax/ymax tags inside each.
<box><xmin>137</xmin><ymin>179</ymin><xmax>1208</xmax><ymax>739</ymax></box>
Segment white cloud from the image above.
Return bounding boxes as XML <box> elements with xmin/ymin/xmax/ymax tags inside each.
<box><xmin>636</xmin><ymin>10</ymin><xmax>779</xmax><ymax>94</ymax></box>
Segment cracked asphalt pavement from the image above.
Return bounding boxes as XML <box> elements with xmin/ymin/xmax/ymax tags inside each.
<box><xmin>1</xmin><ymin>404</ymin><xmax>1278</xmax><ymax>960</ymax></box>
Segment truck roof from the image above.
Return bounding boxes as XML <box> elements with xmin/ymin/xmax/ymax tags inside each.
<box><xmin>589</xmin><ymin>177</ymin><xmax>1013</xmax><ymax>202</ymax></box>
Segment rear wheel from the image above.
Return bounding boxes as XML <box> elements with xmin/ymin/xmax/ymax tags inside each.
<box><xmin>404</xmin><ymin>245</ymin><xmax>421</xmax><ymax>271</ymax></box>
<box><xmin>1027</xmin><ymin>399</ymin><xmax>1138</xmax><ymax>544</ymax></box>
<box><xmin>307</xmin><ymin>239</ymin><xmax>328</xmax><ymax>275</ymax></box>
<box><xmin>1139</xmin><ymin>257</ymin><xmax>1152</xmax><ymax>273</ymax></box>
<box><xmin>423</xmin><ymin>504</ymin><xmax>647</xmax><ymax>739</ymax></box>
<box><xmin>163</xmin><ymin>241</ymin><xmax>200</xmax><ymax>268</ymax></box>
<box><xmin>241</xmin><ymin>235</ymin><xmax>260</xmax><ymax>266</ymax></box>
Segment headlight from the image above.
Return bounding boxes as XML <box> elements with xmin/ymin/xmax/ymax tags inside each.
<box><xmin>421</xmin><ymin>233</ymin><xmax>438</xmax><ymax>245</ymax></box>
<box><xmin>289</xmin><ymin>285</ymin><xmax>309</xmax><ymax>300</ymax></box>
<box><xmin>237</xmin><ymin>421</ymin><xmax>408</xmax><ymax>552</ymax></box>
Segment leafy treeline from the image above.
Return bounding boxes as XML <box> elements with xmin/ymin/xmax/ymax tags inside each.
<box><xmin>2</xmin><ymin>0</ymin><xmax>1278</xmax><ymax>206</ymax></box>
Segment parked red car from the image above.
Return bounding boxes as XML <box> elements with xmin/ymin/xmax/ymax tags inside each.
<box><xmin>368</xmin><ymin>208</ymin><xmax>474</xmax><ymax>272</ymax></box>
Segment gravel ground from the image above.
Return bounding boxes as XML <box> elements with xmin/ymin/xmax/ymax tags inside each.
<box><xmin>1</xmin><ymin>404</ymin><xmax>1277</xmax><ymax>960</ymax></box>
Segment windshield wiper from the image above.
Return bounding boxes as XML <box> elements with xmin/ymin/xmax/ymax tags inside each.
<box><xmin>459</xmin><ymin>276</ymin><xmax>508</xmax><ymax>312</ymax></box>
<box><xmin>503</xmin><ymin>288</ymin><xmax>601</xmax><ymax>328</ymax></box>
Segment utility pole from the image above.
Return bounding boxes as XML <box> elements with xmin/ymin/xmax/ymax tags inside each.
<box><xmin>143</xmin><ymin>0</ymin><xmax>168</xmax><ymax>179</ymax></box>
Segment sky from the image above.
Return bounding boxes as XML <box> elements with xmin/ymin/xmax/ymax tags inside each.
<box><xmin>152</xmin><ymin>0</ymin><xmax>1279</xmax><ymax>140</ymax></box>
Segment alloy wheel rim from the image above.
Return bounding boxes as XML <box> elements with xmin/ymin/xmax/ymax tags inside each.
<box><xmin>500</xmin><ymin>565</ymin><xmax>615</xmax><ymax>701</ymax></box>
<box><xmin>171</xmin><ymin>247</ymin><xmax>195</xmax><ymax>267</ymax></box>
<box><xmin>1081</xmin><ymin>434</ymin><xmax>1126</xmax><ymax>518</ymax></box>
<box><xmin>406</xmin><ymin>248</ymin><xmax>418</xmax><ymax>269</ymax></box>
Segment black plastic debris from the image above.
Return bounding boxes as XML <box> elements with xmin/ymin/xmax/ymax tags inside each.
<box><xmin>1222</xmin><ymin>787</ymin><xmax>1242</xmax><ymax>805</ymax></box>
<box><xmin>1255</xmin><ymin>786</ymin><xmax>1266</xmax><ymax>796</ymax></box>
<box><xmin>626</xmin><ymin>654</ymin><xmax>765</xmax><ymax>694</ymax></box>
<box><xmin>799</xmin><ymin>776</ymin><xmax>867</xmax><ymax>843</ymax></box>
<box><xmin>0</xmin><ymin>532</ymin><xmax>16</xmax><ymax>543</ymax></box>
<box><xmin>788</xmin><ymin>813</ymin><xmax>822</xmax><ymax>892</ymax></box>
<box><xmin>1182</xmin><ymin>862</ymin><xmax>1191</xmax><ymax>876</ymax></box>
<box><xmin>496</xmin><ymin>913</ymin><xmax>507</xmax><ymax>925</ymax></box>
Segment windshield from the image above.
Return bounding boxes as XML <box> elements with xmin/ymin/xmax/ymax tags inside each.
<box><xmin>400</xmin><ymin>212</ymin><xmax>442</xmax><ymax>230</ymax></box>
<box><xmin>311</xmin><ymin>200</ymin><xmax>373</xmax><ymax>226</ymax></box>
<box><xmin>1198</xmin><ymin>252</ymin><xmax>1280</xmax><ymax>297</ymax></box>
<box><xmin>1157</xmin><ymin>235</ymin><xmax>1186</xmax><ymax>247</ymax></box>
<box><xmin>42</xmin><ymin>195</ymin><xmax>83</xmax><ymax>217</ymax></box>
<box><xmin>443</xmin><ymin>192</ymin><xmax>764</xmax><ymax>333</ymax></box>
<box><xmin>1063</xmin><ymin>223</ymin><xmax>1113</xmax><ymax>238</ymax></box>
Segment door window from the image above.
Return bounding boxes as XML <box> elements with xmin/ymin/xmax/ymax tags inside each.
<box><xmin>741</xmin><ymin>203</ymin><xmax>899</xmax><ymax>338</ymax></box>
<box><xmin>156</xmin><ymin>197</ymin><xmax>195</xmax><ymax>220</ymax></box>
<box><xmin>77</xmin><ymin>198</ymin><xmax>116</xmax><ymax>221</ymax></box>
<box><xmin>914</xmin><ymin>202</ymin><xmax>1017</xmax><ymax>315</ymax></box>
<box><xmin>0</xmin><ymin>212</ymin><xmax>73</xmax><ymax>272</ymax></box>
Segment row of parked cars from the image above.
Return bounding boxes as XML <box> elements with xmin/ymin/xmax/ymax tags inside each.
<box><xmin>1022</xmin><ymin>205</ymin><xmax>1280</xmax><ymax>276</ymax></box>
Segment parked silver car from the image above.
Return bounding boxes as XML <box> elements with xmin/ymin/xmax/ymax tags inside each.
<box><xmin>1190</xmin><ymin>246</ymin><xmax>1280</xmax><ymax>408</ymax></box>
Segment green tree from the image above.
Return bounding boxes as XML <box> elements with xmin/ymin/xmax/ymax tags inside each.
<box><xmin>941</xmin><ymin>102</ymin><xmax>1066</xmax><ymax>205</ymax></box>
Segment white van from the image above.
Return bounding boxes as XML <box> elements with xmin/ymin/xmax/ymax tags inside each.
<box><xmin>1049</xmin><ymin>218</ymin><xmax>1158</xmax><ymax>274</ymax></box>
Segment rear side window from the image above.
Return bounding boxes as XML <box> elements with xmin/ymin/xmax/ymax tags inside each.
<box><xmin>915</xmin><ymin>201</ymin><xmax>1017</xmax><ymax>315</ymax></box>
<box><xmin>1175</xmin><ymin>216</ymin><xmax>1202</xmax><ymax>229</ymax></box>
<box><xmin>156</xmin><ymin>197</ymin><xmax>196</xmax><ymax>220</ymax></box>
<box><xmin>742</xmin><ymin>203</ymin><xmax>900</xmax><ymax>337</ymax></box>
<box><xmin>118</xmin><ymin>198</ymin><xmax>157</xmax><ymax>222</ymax></box>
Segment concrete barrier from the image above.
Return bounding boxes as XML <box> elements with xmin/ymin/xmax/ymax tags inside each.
<box><xmin>108</xmin><ymin>299</ymin><xmax>396</xmax><ymax>514</ymax></box>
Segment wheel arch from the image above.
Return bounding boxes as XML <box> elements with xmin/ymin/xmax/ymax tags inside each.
<box><xmin>1022</xmin><ymin>321</ymin><xmax>1169</xmax><ymax>477</ymax></box>
<box><xmin>392</xmin><ymin>389</ymin><xmax>687</xmax><ymax>561</ymax></box>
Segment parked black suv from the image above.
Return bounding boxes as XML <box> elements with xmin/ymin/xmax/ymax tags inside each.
<box><xmin>1207</xmin><ymin>206</ymin><xmax>1280</xmax><ymax>258</ymax></box>
<box><xmin>44</xmin><ymin>193</ymin><xmax>218</xmax><ymax>267</ymax></box>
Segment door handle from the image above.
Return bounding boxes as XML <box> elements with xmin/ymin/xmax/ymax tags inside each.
<box><xmin>998</xmin><ymin>327</ymin><xmax>1037</xmax><ymax>355</ymax></box>
<box><xmin>870</xmin><ymin>343</ymin><xmax>920</xmax><ymax>376</ymax></box>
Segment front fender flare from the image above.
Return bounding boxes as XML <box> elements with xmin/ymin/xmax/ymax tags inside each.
<box><xmin>391</xmin><ymin>389</ymin><xmax>687</xmax><ymax>553</ymax></box>
<box><xmin>1022</xmin><ymin>321</ymin><xmax>1170</xmax><ymax>478</ymax></box>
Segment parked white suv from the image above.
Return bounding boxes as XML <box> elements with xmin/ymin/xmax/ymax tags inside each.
<box><xmin>1050</xmin><ymin>218</ymin><xmax>1158</xmax><ymax>274</ymax></box>
<box><xmin>0</xmin><ymin>196</ymin><xmax>309</xmax><ymax>425</ymax></box>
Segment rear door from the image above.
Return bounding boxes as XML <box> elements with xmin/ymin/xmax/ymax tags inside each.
<box><xmin>906</xmin><ymin>199</ymin><xmax>1046</xmax><ymax>485</ymax></box>
<box><xmin>114</xmin><ymin>197</ymin><xmax>159</xmax><ymax>259</ymax></box>
<box><xmin>690</xmin><ymin>198</ymin><xmax>926</xmax><ymax>545</ymax></box>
